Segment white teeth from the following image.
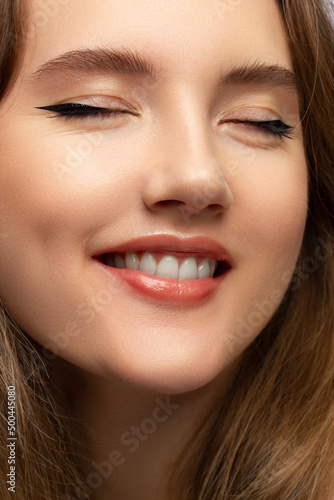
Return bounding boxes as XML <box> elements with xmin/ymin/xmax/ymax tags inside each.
<box><xmin>107</xmin><ymin>251</ymin><xmax>219</xmax><ymax>280</ymax></box>
<box><xmin>197</xmin><ymin>258</ymin><xmax>210</xmax><ymax>279</ymax></box>
<box><xmin>125</xmin><ymin>251</ymin><xmax>139</xmax><ymax>270</ymax></box>
<box><xmin>139</xmin><ymin>252</ymin><xmax>157</xmax><ymax>275</ymax></box>
<box><xmin>156</xmin><ymin>255</ymin><xmax>179</xmax><ymax>280</ymax></box>
<box><xmin>179</xmin><ymin>257</ymin><xmax>198</xmax><ymax>280</ymax></box>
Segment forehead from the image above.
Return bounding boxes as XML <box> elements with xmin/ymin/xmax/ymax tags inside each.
<box><xmin>25</xmin><ymin>0</ymin><xmax>293</xmax><ymax>80</ymax></box>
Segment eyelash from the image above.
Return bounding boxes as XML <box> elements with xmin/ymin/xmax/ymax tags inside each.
<box><xmin>225</xmin><ymin>118</ymin><xmax>295</xmax><ymax>140</ymax></box>
<box><xmin>36</xmin><ymin>103</ymin><xmax>132</xmax><ymax>119</ymax></box>
<box><xmin>36</xmin><ymin>103</ymin><xmax>295</xmax><ymax>139</ymax></box>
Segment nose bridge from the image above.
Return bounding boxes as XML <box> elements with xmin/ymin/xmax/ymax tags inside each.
<box><xmin>162</xmin><ymin>91</ymin><xmax>217</xmax><ymax>172</ymax></box>
<box><xmin>143</xmin><ymin>89</ymin><xmax>233</xmax><ymax>215</ymax></box>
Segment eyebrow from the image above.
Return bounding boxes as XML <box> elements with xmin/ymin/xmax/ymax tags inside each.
<box><xmin>28</xmin><ymin>47</ymin><xmax>302</xmax><ymax>105</ymax></box>
<box><xmin>219</xmin><ymin>60</ymin><xmax>302</xmax><ymax>104</ymax></box>
<box><xmin>29</xmin><ymin>47</ymin><xmax>158</xmax><ymax>81</ymax></box>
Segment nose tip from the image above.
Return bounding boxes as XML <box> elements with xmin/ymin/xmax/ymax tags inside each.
<box><xmin>141</xmin><ymin>105</ymin><xmax>234</xmax><ymax>221</ymax></box>
<box><xmin>142</xmin><ymin>155</ymin><xmax>234</xmax><ymax>221</ymax></box>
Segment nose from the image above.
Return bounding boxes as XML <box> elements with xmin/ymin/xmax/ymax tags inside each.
<box><xmin>141</xmin><ymin>107</ymin><xmax>233</xmax><ymax>223</ymax></box>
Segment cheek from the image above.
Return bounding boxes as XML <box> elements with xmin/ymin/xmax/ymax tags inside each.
<box><xmin>0</xmin><ymin>118</ymin><xmax>153</xmax><ymax>348</ymax></box>
<box><xmin>0</xmin><ymin>133</ymin><xmax>111</xmax><ymax>319</ymax></box>
<box><xmin>230</xmin><ymin>146</ymin><xmax>308</xmax><ymax>258</ymax></box>
<box><xmin>0</xmin><ymin>123</ymin><xmax>135</xmax><ymax>244</ymax></box>
<box><xmin>220</xmin><ymin>149</ymin><xmax>308</xmax><ymax>354</ymax></box>
<box><xmin>258</xmin><ymin>163</ymin><xmax>307</xmax><ymax>252</ymax></box>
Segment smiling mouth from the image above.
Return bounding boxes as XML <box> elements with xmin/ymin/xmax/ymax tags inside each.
<box><xmin>96</xmin><ymin>250</ymin><xmax>231</xmax><ymax>281</ymax></box>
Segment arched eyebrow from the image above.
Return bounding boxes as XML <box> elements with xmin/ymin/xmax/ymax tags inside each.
<box><xmin>219</xmin><ymin>60</ymin><xmax>302</xmax><ymax>105</ymax></box>
<box><xmin>27</xmin><ymin>47</ymin><xmax>302</xmax><ymax>106</ymax></box>
<box><xmin>28</xmin><ymin>47</ymin><xmax>159</xmax><ymax>81</ymax></box>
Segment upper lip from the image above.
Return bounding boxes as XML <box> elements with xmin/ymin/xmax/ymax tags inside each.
<box><xmin>94</xmin><ymin>234</ymin><xmax>232</xmax><ymax>264</ymax></box>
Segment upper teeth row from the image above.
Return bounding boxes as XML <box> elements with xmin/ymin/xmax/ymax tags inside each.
<box><xmin>105</xmin><ymin>252</ymin><xmax>218</xmax><ymax>280</ymax></box>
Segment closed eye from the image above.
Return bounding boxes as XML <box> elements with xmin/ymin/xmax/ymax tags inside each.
<box><xmin>36</xmin><ymin>104</ymin><xmax>295</xmax><ymax>140</ymax></box>
<box><xmin>35</xmin><ymin>103</ymin><xmax>137</xmax><ymax>120</ymax></box>
<box><xmin>224</xmin><ymin>119</ymin><xmax>296</xmax><ymax>140</ymax></box>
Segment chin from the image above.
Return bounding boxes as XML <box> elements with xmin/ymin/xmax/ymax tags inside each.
<box><xmin>96</xmin><ymin>351</ymin><xmax>232</xmax><ymax>395</ymax></box>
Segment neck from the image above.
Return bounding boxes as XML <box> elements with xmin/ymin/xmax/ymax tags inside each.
<box><xmin>48</xmin><ymin>357</ymin><xmax>238</xmax><ymax>500</ymax></box>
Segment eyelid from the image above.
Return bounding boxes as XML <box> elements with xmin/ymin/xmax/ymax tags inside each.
<box><xmin>59</xmin><ymin>95</ymin><xmax>140</xmax><ymax>113</ymax></box>
<box><xmin>219</xmin><ymin>107</ymin><xmax>284</xmax><ymax>123</ymax></box>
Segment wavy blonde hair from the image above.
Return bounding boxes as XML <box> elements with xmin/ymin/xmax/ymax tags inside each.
<box><xmin>0</xmin><ymin>1</ymin><xmax>334</xmax><ymax>499</ymax></box>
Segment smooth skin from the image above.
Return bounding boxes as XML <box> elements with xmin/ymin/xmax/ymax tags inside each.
<box><xmin>0</xmin><ymin>0</ymin><xmax>308</xmax><ymax>498</ymax></box>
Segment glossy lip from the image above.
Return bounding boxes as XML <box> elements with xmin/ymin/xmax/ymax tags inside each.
<box><xmin>98</xmin><ymin>264</ymin><xmax>230</xmax><ymax>305</ymax></box>
<box><xmin>93</xmin><ymin>234</ymin><xmax>232</xmax><ymax>305</ymax></box>
<box><xmin>93</xmin><ymin>234</ymin><xmax>233</xmax><ymax>264</ymax></box>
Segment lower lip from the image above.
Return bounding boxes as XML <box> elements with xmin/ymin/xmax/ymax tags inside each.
<box><xmin>97</xmin><ymin>262</ymin><xmax>230</xmax><ymax>305</ymax></box>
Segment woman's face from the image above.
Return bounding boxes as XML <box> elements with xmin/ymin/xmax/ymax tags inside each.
<box><xmin>0</xmin><ymin>0</ymin><xmax>307</xmax><ymax>393</ymax></box>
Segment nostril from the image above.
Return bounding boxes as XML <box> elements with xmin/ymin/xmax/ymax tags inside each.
<box><xmin>207</xmin><ymin>203</ymin><xmax>226</xmax><ymax>215</ymax></box>
<box><xmin>155</xmin><ymin>200</ymin><xmax>182</xmax><ymax>208</ymax></box>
